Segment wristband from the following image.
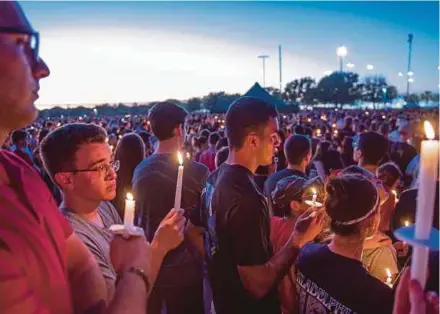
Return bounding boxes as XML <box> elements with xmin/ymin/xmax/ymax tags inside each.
<box><xmin>117</xmin><ymin>267</ymin><xmax>150</xmax><ymax>292</ymax></box>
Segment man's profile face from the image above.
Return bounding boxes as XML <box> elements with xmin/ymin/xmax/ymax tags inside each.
<box><xmin>69</xmin><ymin>143</ymin><xmax>117</xmax><ymax>206</ymax></box>
<box><xmin>256</xmin><ymin>117</ymin><xmax>280</xmax><ymax>166</ymax></box>
<box><xmin>0</xmin><ymin>2</ymin><xmax>49</xmax><ymax>132</ymax></box>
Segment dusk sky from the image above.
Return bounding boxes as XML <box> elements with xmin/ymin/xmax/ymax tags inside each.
<box><xmin>21</xmin><ymin>1</ymin><xmax>439</xmax><ymax>108</ymax></box>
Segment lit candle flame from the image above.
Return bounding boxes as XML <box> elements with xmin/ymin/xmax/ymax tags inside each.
<box><xmin>386</xmin><ymin>268</ymin><xmax>392</xmax><ymax>278</ymax></box>
<box><xmin>404</xmin><ymin>220</ymin><xmax>410</xmax><ymax>227</ymax></box>
<box><xmin>126</xmin><ymin>193</ymin><xmax>134</xmax><ymax>201</ymax></box>
<box><xmin>332</xmin><ymin>124</ymin><xmax>336</xmax><ymax>128</ymax></box>
<box><xmin>424</xmin><ymin>121</ymin><xmax>435</xmax><ymax>140</ymax></box>
<box><xmin>177</xmin><ymin>152</ymin><xmax>183</xmax><ymax>165</ymax></box>
<box><xmin>311</xmin><ymin>187</ymin><xmax>317</xmax><ymax>195</ymax></box>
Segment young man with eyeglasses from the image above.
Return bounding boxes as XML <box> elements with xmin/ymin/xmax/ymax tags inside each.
<box><xmin>0</xmin><ymin>3</ymin><xmax>184</xmax><ymax>313</ymax></box>
<box><xmin>41</xmin><ymin>123</ymin><xmax>186</xmax><ymax>301</ymax></box>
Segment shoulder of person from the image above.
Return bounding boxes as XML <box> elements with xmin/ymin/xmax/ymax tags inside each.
<box><xmin>99</xmin><ymin>201</ymin><xmax>122</xmax><ymax>224</ymax></box>
<box><xmin>187</xmin><ymin>159</ymin><xmax>209</xmax><ymax>176</ymax></box>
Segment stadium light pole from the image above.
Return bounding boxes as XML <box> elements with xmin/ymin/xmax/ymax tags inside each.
<box><xmin>336</xmin><ymin>45</ymin><xmax>348</xmax><ymax>72</ymax></box>
<box><xmin>258</xmin><ymin>55</ymin><xmax>270</xmax><ymax>87</ymax></box>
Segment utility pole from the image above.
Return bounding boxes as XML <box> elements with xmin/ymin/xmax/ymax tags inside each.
<box><xmin>406</xmin><ymin>33</ymin><xmax>413</xmax><ymax>98</ymax></box>
<box><xmin>278</xmin><ymin>45</ymin><xmax>282</xmax><ymax>93</ymax></box>
<box><xmin>258</xmin><ymin>55</ymin><xmax>269</xmax><ymax>87</ymax></box>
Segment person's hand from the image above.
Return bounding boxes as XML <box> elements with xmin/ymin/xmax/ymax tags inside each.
<box><xmin>110</xmin><ymin>235</ymin><xmax>150</xmax><ymax>274</ymax></box>
<box><xmin>393</xmin><ymin>267</ymin><xmax>439</xmax><ymax>314</ymax></box>
<box><xmin>363</xmin><ymin>232</ymin><xmax>392</xmax><ymax>250</ymax></box>
<box><xmin>291</xmin><ymin>207</ymin><xmax>325</xmax><ymax>248</ymax></box>
<box><xmin>394</xmin><ymin>241</ymin><xmax>409</xmax><ymax>257</ymax></box>
<box><xmin>151</xmin><ymin>208</ymin><xmax>186</xmax><ymax>255</ymax></box>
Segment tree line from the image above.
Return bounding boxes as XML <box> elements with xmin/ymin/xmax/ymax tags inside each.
<box><xmin>39</xmin><ymin>71</ymin><xmax>439</xmax><ymax>118</ymax></box>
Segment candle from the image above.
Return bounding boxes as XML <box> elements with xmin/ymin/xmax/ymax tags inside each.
<box><xmin>305</xmin><ymin>187</ymin><xmax>323</xmax><ymax>208</ymax></box>
<box><xmin>385</xmin><ymin>268</ymin><xmax>393</xmax><ymax>288</ymax></box>
<box><xmin>332</xmin><ymin>123</ymin><xmax>336</xmax><ymax>128</ymax></box>
<box><xmin>124</xmin><ymin>193</ymin><xmax>135</xmax><ymax>227</ymax></box>
<box><xmin>312</xmin><ymin>188</ymin><xmax>317</xmax><ymax>206</ymax></box>
<box><xmin>404</xmin><ymin>220</ymin><xmax>410</xmax><ymax>227</ymax></box>
<box><xmin>316</xmin><ymin>129</ymin><xmax>321</xmax><ymax>137</ymax></box>
<box><xmin>307</xmin><ymin>118</ymin><xmax>312</xmax><ymax>123</ymax></box>
<box><xmin>411</xmin><ymin>121</ymin><xmax>439</xmax><ymax>287</ymax></box>
<box><xmin>174</xmin><ymin>152</ymin><xmax>184</xmax><ymax>210</ymax></box>
<box><xmin>391</xmin><ymin>189</ymin><xmax>399</xmax><ymax>204</ymax></box>
<box><xmin>333</xmin><ymin>130</ymin><xmax>339</xmax><ymax>135</ymax></box>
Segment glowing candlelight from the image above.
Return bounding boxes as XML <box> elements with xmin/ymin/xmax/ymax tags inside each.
<box><xmin>304</xmin><ymin>187</ymin><xmax>323</xmax><ymax>208</ymax></box>
<box><xmin>174</xmin><ymin>152</ymin><xmax>184</xmax><ymax>211</ymax></box>
<box><xmin>124</xmin><ymin>193</ymin><xmax>135</xmax><ymax>227</ymax></box>
<box><xmin>332</xmin><ymin>123</ymin><xmax>336</xmax><ymax>128</ymax></box>
<box><xmin>391</xmin><ymin>189</ymin><xmax>399</xmax><ymax>204</ymax></box>
<box><xmin>404</xmin><ymin>220</ymin><xmax>410</xmax><ymax>227</ymax></box>
<box><xmin>385</xmin><ymin>268</ymin><xmax>393</xmax><ymax>288</ymax></box>
<box><xmin>307</xmin><ymin>118</ymin><xmax>312</xmax><ymax>123</ymax></box>
<box><xmin>411</xmin><ymin>121</ymin><xmax>439</xmax><ymax>287</ymax></box>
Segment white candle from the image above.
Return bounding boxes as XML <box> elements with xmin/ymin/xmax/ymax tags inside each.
<box><xmin>312</xmin><ymin>188</ymin><xmax>317</xmax><ymax>207</ymax></box>
<box><xmin>411</xmin><ymin>121</ymin><xmax>439</xmax><ymax>287</ymax></box>
<box><xmin>124</xmin><ymin>193</ymin><xmax>135</xmax><ymax>227</ymax></box>
<box><xmin>391</xmin><ymin>189</ymin><xmax>399</xmax><ymax>204</ymax></box>
<box><xmin>385</xmin><ymin>268</ymin><xmax>393</xmax><ymax>288</ymax></box>
<box><xmin>174</xmin><ymin>152</ymin><xmax>184</xmax><ymax>210</ymax></box>
<box><xmin>305</xmin><ymin>187</ymin><xmax>323</xmax><ymax>208</ymax></box>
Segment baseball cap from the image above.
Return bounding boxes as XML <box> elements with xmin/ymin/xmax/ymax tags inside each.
<box><xmin>271</xmin><ymin>176</ymin><xmax>307</xmax><ymax>211</ymax></box>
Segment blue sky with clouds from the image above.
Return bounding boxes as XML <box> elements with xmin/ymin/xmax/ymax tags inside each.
<box><xmin>21</xmin><ymin>1</ymin><xmax>439</xmax><ymax>107</ymax></box>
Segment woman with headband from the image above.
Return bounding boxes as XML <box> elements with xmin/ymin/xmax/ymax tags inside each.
<box><xmin>294</xmin><ymin>174</ymin><xmax>393</xmax><ymax>314</ymax></box>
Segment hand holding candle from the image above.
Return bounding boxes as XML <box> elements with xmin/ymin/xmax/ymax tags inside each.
<box><xmin>174</xmin><ymin>152</ymin><xmax>184</xmax><ymax>211</ymax></box>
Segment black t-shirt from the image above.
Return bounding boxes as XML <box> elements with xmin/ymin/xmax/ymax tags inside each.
<box><xmin>194</xmin><ymin>163</ymin><xmax>280</xmax><ymax>314</ymax></box>
<box><xmin>132</xmin><ymin>153</ymin><xmax>209</xmax><ymax>287</ymax></box>
<box><xmin>295</xmin><ymin>243</ymin><xmax>394</xmax><ymax>314</ymax></box>
<box><xmin>264</xmin><ymin>168</ymin><xmax>307</xmax><ymax>215</ymax></box>
<box><xmin>390</xmin><ymin>141</ymin><xmax>417</xmax><ymax>176</ymax></box>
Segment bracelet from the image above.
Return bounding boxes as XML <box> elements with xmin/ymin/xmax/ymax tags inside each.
<box><xmin>117</xmin><ymin>267</ymin><xmax>150</xmax><ymax>292</ymax></box>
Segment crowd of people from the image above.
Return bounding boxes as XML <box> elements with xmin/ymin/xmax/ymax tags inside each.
<box><xmin>0</xmin><ymin>2</ymin><xmax>439</xmax><ymax>314</ymax></box>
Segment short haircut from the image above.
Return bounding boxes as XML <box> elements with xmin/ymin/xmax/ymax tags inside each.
<box><xmin>40</xmin><ymin>123</ymin><xmax>108</xmax><ymax>182</ymax></box>
<box><xmin>215</xmin><ymin>137</ymin><xmax>229</xmax><ymax>151</ymax></box>
<box><xmin>148</xmin><ymin>102</ymin><xmax>188</xmax><ymax>141</ymax></box>
<box><xmin>200</xmin><ymin>129</ymin><xmax>211</xmax><ymax>139</ymax></box>
<box><xmin>284</xmin><ymin>135</ymin><xmax>311</xmax><ymax>165</ymax></box>
<box><xmin>197</xmin><ymin>136</ymin><xmax>208</xmax><ymax>147</ymax></box>
<box><xmin>292</xmin><ymin>125</ymin><xmax>305</xmax><ymax>135</ymax></box>
<box><xmin>377</xmin><ymin>162</ymin><xmax>402</xmax><ymax>188</ymax></box>
<box><xmin>209</xmin><ymin>132</ymin><xmax>221</xmax><ymax>146</ymax></box>
<box><xmin>225</xmin><ymin>97</ymin><xmax>278</xmax><ymax>150</ymax></box>
<box><xmin>357</xmin><ymin>132</ymin><xmax>389</xmax><ymax>165</ymax></box>
<box><xmin>11</xmin><ymin>130</ymin><xmax>28</xmax><ymax>144</ymax></box>
<box><xmin>379</xmin><ymin>122</ymin><xmax>390</xmax><ymax>135</ymax></box>
<box><xmin>215</xmin><ymin>147</ymin><xmax>229</xmax><ymax>168</ymax></box>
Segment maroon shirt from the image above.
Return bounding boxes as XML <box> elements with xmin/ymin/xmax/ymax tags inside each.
<box><xmin>0</xmin><ymin>150</ymin><xmax>73</xmax><ymax>314</ymax></box>
<box><xmin>199</xmin><ymin>147</ymin><xmax>216</xmax><ymax>172</ymax></box>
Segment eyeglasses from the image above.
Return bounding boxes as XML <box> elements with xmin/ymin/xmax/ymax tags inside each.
<box><xmin>0</xmin><ymin>27</ymin><xmax>39</xmax><ymax>62</ymax></box>
<box><xmin>69</xmin><ymin>160</ymin><xmax>120</xmax><ymax>177</ymax></box>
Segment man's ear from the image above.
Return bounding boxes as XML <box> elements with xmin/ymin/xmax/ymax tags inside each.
<box><xmin>175</xmin><ymin>124</ymin><xmax>185</xmax><ymax>137</ymax></box>
<box><xmin>54</xmin><ymin>172</ymin><xmax>73</xmax><ymax>191</ymax></box>
<box><xmin>247</xmin><ymin>134</ymin><xmax>260</xmax><ymax>149</ymax></box>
